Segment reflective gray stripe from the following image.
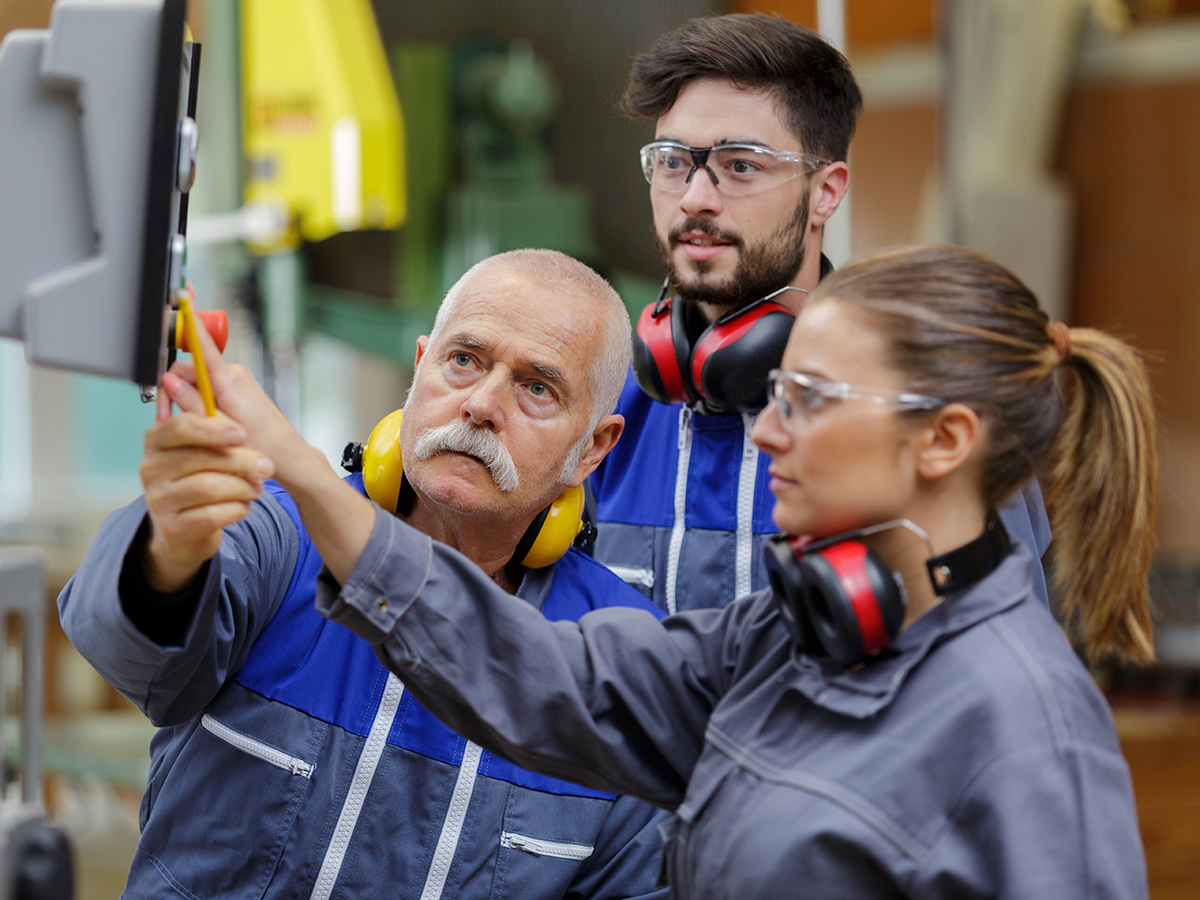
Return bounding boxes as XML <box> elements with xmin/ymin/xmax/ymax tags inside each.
<box><xmin>605</xmin><ymin>564</ymin><xmax>655</xmax><ymax>589</ymax></box>
<box><xmin>665</xmin><ymin>407</ymin><xmax>693</xmax><ymax>616</ymax></box>
<box><xmin>309</xmin><ymin>674</ymin><xmax>405</xmax><ymax>900</ymax></box>
<box><xmin>735</xmin><ymin>413</ymin><xmax>759</xmax><ymax>599</ymax></box>
<box><xmin>200</xmin><ymin>714</ymin><xmax>315</xmax><ymax>777</ymax></box>
<box><xmin>501</xmin><ymin>831</ymin><xmax>595</xmax><ymax>861</ymax></box>
<box><xmin>420</xmin><ymin>741</ymin><xmax>484</xmax><ymax>900</ymax></box>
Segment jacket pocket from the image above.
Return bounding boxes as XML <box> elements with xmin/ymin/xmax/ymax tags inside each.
<box><xmin>488</xmin><ymin>786</ymin><xmax>613</xmax><ymax>899</ymax></box>
<box><xmin>128</xmin><ymin>688</ymin><xmax>325</xmax><ymax>900</ymax></box>
<box><xmin>201</xmin><ymin>714</ymin><xmax>316</xmax><ymax>777</ymax></box>
<box><xmin>500</xmin><ymin>831</ymin><xmax>594</xmax><ymax>861</ymax></box>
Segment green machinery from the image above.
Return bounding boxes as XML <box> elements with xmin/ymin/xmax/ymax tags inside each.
<box><xmin>300</xmin><ymin>37</ymin><xmax>635</xmax><ymax>364</ymax></box>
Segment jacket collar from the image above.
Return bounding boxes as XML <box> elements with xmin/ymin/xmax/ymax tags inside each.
<box><xmin>784</xmin><ymin>541</ymin><xmax>1038</xmax><ymax>719</ymax></box>
<box><xmin>514</xmin><ymin>561</ymin><xmax>554</xmax><ymax>613</ymax></box>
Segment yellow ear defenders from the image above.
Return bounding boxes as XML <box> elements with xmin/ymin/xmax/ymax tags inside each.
<box><xmin>341</xmin><ymin>410</ymin><xmax>590</xmax><ymax>569</ymax></box>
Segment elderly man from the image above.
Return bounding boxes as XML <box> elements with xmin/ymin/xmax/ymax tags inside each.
<box><xmin>588</xmin><ymin>14</ymin><xmax>1051</xmax><ymax>613</ymax></box>
<box><xmin>58</xmin><ymin>250</ymin><xmax>668</xmax><ymax>900</ymax></box>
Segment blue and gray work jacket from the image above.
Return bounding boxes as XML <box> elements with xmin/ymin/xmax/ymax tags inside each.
<box><xmin>58</xmin><ymin>476</ymin><xmax>669</xmax><ymax>900</ymax></box>
<box><xmin>590</xmin><ymin>370</ymin><xmax>1053</xmax><ymax>614</ymax></box>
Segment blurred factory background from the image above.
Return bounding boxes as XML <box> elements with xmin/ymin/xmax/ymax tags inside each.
<box><xmin>2</xmin><ymin>0</ymin><xmax>1200</xmax><ymax>896</ymax></box>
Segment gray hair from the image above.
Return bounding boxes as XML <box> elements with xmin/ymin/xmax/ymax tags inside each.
<box><xmin>429</xmin><ymin>250</ymin><xmax>631</xmax><ymax>429</ymax></box>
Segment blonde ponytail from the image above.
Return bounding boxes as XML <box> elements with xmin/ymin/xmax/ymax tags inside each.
<box><xmin>1043</xmin><ymin>328</ymin><xmax>1157</xmax><ymax>662</ymax></box>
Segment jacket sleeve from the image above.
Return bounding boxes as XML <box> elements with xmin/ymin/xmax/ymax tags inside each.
<box><xmin>57</xmin><ymin>491</ymin><xmax>300</xmax><ymax>726</ymax></box>
<box><xmin>316</xmin><ymin>506</ymin><xmax>757</xmax><ymax>811</ymax></box>
<box><xmin>917</xmin><ymin>743</ymin><xmax>1148</xmax><ymax>900</ymax></box>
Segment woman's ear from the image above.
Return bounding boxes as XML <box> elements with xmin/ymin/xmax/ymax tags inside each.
<box><xmin>916</xmin><ymin>402</ymin><xmax>980</xmax><ymax>481</ymax></box>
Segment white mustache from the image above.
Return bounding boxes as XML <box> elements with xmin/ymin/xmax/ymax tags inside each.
<box><xmin>411</xmin><ymin>420</ymin><xmax>521</xmax><ymax>492</ymax></box>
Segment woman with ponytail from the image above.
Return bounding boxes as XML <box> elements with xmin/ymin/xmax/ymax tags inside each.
<box><xmin>235</xmin><ymin>245</ymin><xmax>1153</xmax><ymax>898</ymax></box>
<box><xmin>791</xmin><ymin>245</ymin><xmax>1158</xmax><ymax>665</ymax></box>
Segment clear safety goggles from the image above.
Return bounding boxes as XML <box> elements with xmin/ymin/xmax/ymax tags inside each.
<box><xmin>767</xmin><ymin>369</ymin><xmax>947</xmax><ymax>430</ymax></box>
<box><xmin>639</xmin><ymin>140</ymin><xmax>829</xmax><ymax>197</ymax></box>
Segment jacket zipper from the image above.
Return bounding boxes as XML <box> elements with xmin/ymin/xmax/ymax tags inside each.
<box><xmin>665</xmin><ymin>406</ymin><xmax>693</xmax><ymax>616</ymax></box>
<box><xmin>310</xmin><ymin>674</ymin><xmax>405</xmax><ymax>900</ymax></box>
<box><xmin>604</xmin><ymin>563</ymin><xmax>655</xmax><ymax>589</ymax></box>
<box><xmin>735</xmin><ymin>412</ymin><xmax>759</xmax><ymax>599</ymax></box>
<box><xmin>200</xmin><ymin>714</ymin><xmax>314</xmax><ymax>777</ymax></box>
<box><xmin>420</xmin><ymin>741</ymin><xmax>484</xmax><ymax>900</ymax></box>
<box><xmin>501</xmin><ymin>831</ymin><xmax>595</xmax><ymax>861</ymax></box>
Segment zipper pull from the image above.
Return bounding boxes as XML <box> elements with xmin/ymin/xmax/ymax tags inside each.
<box><xmin>678</xmin><ymin>406</ymin><xmax>693</xmax><ymax>450</ymax></box>
<box><xmin>743</xmin><ymin>412</ymin><xmax>758</xmax><ymax>458</ymax></box>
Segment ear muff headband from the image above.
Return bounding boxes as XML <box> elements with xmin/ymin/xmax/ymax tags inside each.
<box><xmin>356</xmin><ymin>409</ymin><xmax>582</xmax><ymax>569</ymax></box>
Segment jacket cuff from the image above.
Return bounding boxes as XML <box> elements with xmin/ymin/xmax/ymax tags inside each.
<box><xmin>315</xmin><ymin>505</ymin><xmax>432</xmax><ymax>642</ymax></box>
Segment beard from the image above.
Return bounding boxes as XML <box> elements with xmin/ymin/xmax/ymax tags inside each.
<box><xmin>655</xmin><ymin>188</ymin><xmax>810</xmax><ymax>314</ymax></box>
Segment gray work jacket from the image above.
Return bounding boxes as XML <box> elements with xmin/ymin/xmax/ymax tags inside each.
<box><xmin>59</xmin><ymin>482</ymin><xmax>669</xmax><ymax>900</ymax></box>
<box><xmin>318</xmin><ymin>509</ymin><xmax>1148</xmax><ymax>900</ymax></box>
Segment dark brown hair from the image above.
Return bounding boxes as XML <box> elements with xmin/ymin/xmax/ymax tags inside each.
<box><xmin>811</xmin><ymin>246</ymin><xmax>1158</xmax><ymax>662</ymax></box>
<box><xmin>622</xmin><ymin>13</ymin><xmax>863</xmax><ymax>162</ymax></box>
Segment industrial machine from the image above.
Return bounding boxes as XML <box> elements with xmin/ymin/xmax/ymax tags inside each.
<box><xmin>0</xmin><ymin>0</ymin><xmax>200</xmax><ymax>393</ymax></box>
<box><xmin>0</xmin><ymin>2</ymin><xmax>205</xmax><ymax>895</ymax></box>
<box><xmin>240</xmin><ymin>0</ymin><xmax>406</xmax><ymax>252</ymax></box>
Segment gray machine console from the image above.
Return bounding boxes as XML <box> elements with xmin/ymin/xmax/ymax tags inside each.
<box><xmin>0</xmin><ymin>0</ymin><xmax>198</xmax><ymax>388</ymax></box>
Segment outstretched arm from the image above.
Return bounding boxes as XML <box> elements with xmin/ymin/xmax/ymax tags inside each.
<box><xmin>171</xmin><ymin>315</ymin><xmax>738</xmax><ymax>807</ymax></box>
<box><xmin>316</xmin><ymin>507</ymin><xmax>760</xmax><ymax>809</ymax></box>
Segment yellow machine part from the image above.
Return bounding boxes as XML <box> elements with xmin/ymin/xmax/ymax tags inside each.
<box><xmin>241</xmin><ymin>0</ymin><xmax>406</xmax><ymax>251</ymax></box>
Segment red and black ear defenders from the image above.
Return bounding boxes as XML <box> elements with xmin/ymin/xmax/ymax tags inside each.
<box><xmin>632</xmin><ymin>282</ymin><xmax>801</xmax><ymax>414</ymax></box>
<box><xmin>763</xmin><ymin>517</ymin><xmax>1012</xmax><ymax>666</ymax></box>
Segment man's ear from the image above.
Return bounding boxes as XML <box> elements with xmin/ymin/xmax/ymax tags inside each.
<box><xmin>916</xmin><ymin>402</ymin><xmax>980</xmax><ymax>482</ymax></box>
<box><xmin>414</xmin><ymin>335</ymin><xmax>429</xmax><ymax>369</ymax></box>
<box><xmin>564</xmin><ymin>414</ymin><xmax>624</xmax><ymax>487</ymax></box>
<box><xmin>808</xmin><ymin>161</ymin><xmax>849</xmax><ymax>229</ymax></box>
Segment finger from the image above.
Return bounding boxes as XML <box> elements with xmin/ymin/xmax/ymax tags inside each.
<box><xmin>151</xmin><ymin>499</ymin><xmax>258</xmax><ymax>551</ymax></box>
<box><xmin>144</xmin><ymin>469</ymin><xmax>267</xmax><ymax>537</ymax></box>
<box><xmin>169</xmin><ymin>357</ymin><xmax>196</xmax><ymax>384</ymax></box>
<box><xmin>147</xmin><ymin>468</ymin><xmax>266</xmax><ymax>513</ymax></box>
<box><xmin>163</xmin><ymin>372</ymin><xmax>249</xmax><ymax>443</ymax></box>
<box><xmin>141</xmin><ymin>445</ymin><xmax>270</xmax><ymax>492</ymax></box>
<box><xmin>145</xmin><ymin>415</ymin><xmax>249</xmax><ymax>457</ymax></box>
<box><xmin>156</xmin><ymin>377</ymin><xmax>173</xmax><ymax>424</ymax></box>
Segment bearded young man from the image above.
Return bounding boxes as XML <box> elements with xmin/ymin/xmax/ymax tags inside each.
<box><xmin>587</xmin><ymin>14</ymin><xmax>1051</xmax><ymax>614</ymax></box>
<box><xmin>58</xmin><ymin>250</ymin><xmax>670</xmax><ymax>900</ymax></box>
